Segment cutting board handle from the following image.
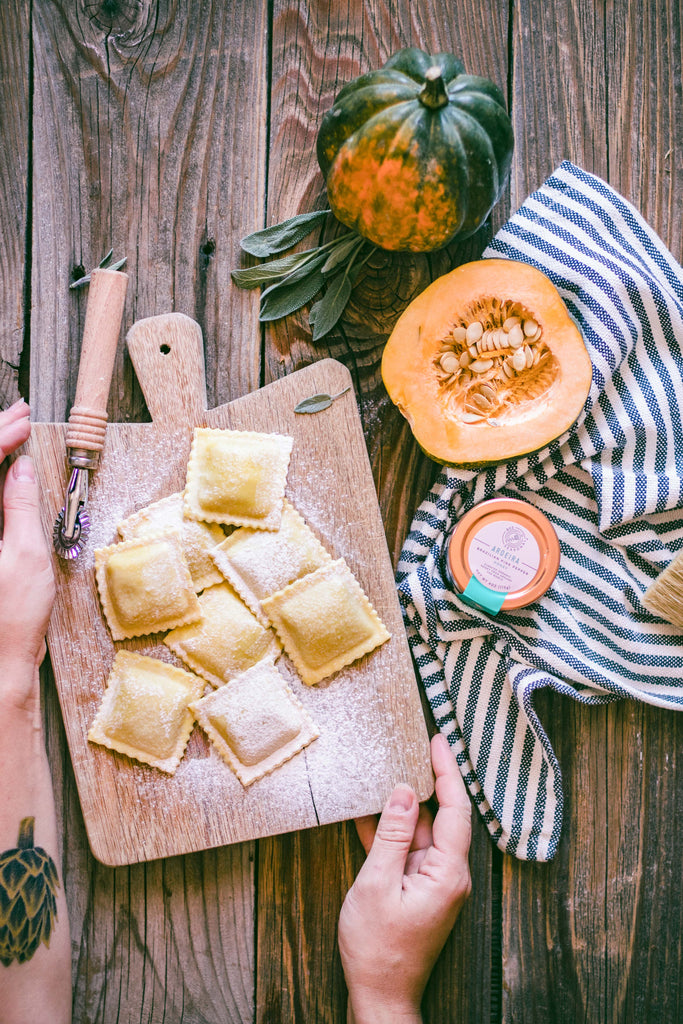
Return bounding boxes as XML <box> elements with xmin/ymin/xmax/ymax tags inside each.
<box><xmin>126</xmin><ymin>313</ymin><xmax>207</xmax><ymax>427</ymax></box>
<box><xmin>66</xmin><ymin>268</ymin><xmax>128</xmax><ymax>454</ymax></box>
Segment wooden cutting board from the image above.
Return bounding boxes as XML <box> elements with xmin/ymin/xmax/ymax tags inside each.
<box><xmin>29</xmin><ymin>313</ymin><xmax>433</xmax><ymax>866</ymax></box>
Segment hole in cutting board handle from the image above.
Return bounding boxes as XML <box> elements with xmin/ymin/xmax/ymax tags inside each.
<box><xmin>160</xmin><ymin>343</ymin><xmax>171</xmax><ymax>355</ymax></box>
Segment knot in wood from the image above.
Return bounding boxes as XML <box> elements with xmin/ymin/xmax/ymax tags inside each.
<box><xmin>85</xmin><ymin>0</ymin><xmax>148</xmax><ymax>39</ymax></box>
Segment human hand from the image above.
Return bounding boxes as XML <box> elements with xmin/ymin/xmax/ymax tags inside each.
<box><xmin>338</xmin><ymin>733</ymin><xmax>472</xmax><ymax>1024</ymax></box>
<box><xmin>0</xmin><ymin>400</ymin><xmax>55</xmax><ymax>701</ymax></box>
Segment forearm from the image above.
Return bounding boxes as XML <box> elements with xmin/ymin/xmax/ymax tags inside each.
<box><xmin>347</xmin><ymin>992</ymin><xmax>423</xmax><ymax>1024</ymax></box>
<box><xmin>0</xmin><ymin>661</ymin><xmax>71</xmax><ymax>1024</ymax></box>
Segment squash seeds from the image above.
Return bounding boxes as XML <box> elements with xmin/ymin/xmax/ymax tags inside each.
<box><xmin>434</xmin><ymin>297</ymin><xmax>556</xmax><ymax>426</ymax></box>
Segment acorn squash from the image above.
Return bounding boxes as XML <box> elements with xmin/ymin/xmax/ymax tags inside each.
<box><xmin>316</xmin><ymin>47</ymin><xmax>514</xmax><ymax>252</ymax></box>
<box><xmin>381</xmin><ymin>259</ymin><xmax>593</xmax><ymax>466</ymax></box>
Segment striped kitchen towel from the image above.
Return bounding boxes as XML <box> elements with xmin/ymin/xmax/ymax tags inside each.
<box><xmin>396</xmin><ymin>161</ymin><xmax>683</xmax><ymax>862</ymax></box>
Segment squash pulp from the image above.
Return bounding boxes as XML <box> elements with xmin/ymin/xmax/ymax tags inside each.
<box><xmin>381</xmin><ymin>259</ymin><xmax>593</xmax><ymax>467</ymax></box>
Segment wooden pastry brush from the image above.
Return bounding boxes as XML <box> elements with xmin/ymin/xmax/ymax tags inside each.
<box><xmin>642</xmin><ymin>551</ymin><xmax>683</xmax><ymax>627</ymax></box>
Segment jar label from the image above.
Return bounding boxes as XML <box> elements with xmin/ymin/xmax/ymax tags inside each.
<box><xmin>466</xmin><ymin>519</ymin><xmax>540</xmax><ymax>593</ymax></box>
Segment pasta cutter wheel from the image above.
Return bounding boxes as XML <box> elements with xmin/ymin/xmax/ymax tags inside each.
<box><xmin>52</xmin><ymin>267</ymin><xmax>128</xmax><ymax>561</ymax></box>
<box><xmin>53</xmin><ymin>465</ymin><xmax>91</xmax><ymax>559</ymax></box>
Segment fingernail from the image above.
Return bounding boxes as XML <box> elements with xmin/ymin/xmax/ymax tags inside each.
<box><xmin>8</xmin><ymin>397</ymin><xmax>26</xmax><ymax>410</ymax></box>
<box><xmin>12</xmin><ymin>455</ymin><xmax>35</xmax><ymax>480</ymax></box>
<box><xmin>388</xmin><ymin>784</ymin><xmax>414</xmax><ymax>812</ymax></box>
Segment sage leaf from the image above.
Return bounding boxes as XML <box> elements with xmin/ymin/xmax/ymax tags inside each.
<box><xmin>321</xmin><ymin>233</ymin><xmax>365</xmax><ymax>274</ymax></box>
<box><xmin>259</xmin><ymin>262</ymin><xmax>326</xmax><ymax>322</ymax></box>
<box><xmin>98</xmin><ymin>248</ymin><xmax>114</xmax><ymax>268</ymax></box>
<box><xmin>231</xmin><ymin>248</ymin><xmax>320</xmax><ymax>288</ymax></box>
<box><xmin>310</xmin><ymin>269</ymin><xmax>354</xmax><ymax>341</ymax></box>
<box><xmin>241</xmin><ymin>209</ymin><xmax>331</xmax><ymax>258</ymax></box>
<box><xmin>294</xmin><ymin>386</ymin><xmax>351</xmax><ymax>414</ymax></box>
<box><xmin>294</xmin><ymin>394</ymin><xmax>333</xmax><ymax>414</ymax></box>
<box><xmin>260</xmin><ymin>249</ymin><xmax>327</xmax><ymax>293</ymax></box>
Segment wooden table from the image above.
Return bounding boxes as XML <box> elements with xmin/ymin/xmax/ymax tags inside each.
<box><xmin>1</xmin><ymin>2</ymin><xmax>681</xmax><ymax>1021</ymax></box>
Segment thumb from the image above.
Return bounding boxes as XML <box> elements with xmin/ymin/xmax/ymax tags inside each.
<box><xmin>360</xmin><ymin>784</ymin><xmax>419</xmax><ymax>890</ymax></box>
<box><xmin>2</xmin><ymin>456</ymin><xmax>44</xmax><ymax>555</ymax></box>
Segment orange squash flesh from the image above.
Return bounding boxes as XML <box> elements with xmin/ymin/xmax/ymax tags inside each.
<box><xmin>381</xmin><ymin>259</ymin><xmax>593</xmax><ymax>467</ymax></box>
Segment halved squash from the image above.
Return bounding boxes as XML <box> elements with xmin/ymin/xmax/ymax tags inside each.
<box><xmin>381</xmin><ymin>259</ymin><xmax>592</xmax><ymax>467</ymax></box>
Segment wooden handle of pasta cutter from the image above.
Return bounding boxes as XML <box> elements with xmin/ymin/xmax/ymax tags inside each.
<box><xmin>66</xmin><ymin>268</ymin><xmax>129</xmax><ymax>456</ymax></box>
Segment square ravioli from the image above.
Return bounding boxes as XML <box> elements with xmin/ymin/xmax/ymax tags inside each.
<box><xmin>184</xmin><ymin>427</ymin><xmax>293</xmax><ymax>530</ymax></box>
<box><xmin>164</xmin><ymin>581</ymin><xmax>280</xmax><ymax>687</ymax></box>
<box><xmin>95</xmin><ymin>530</ymin><xmax>201</xmax><ymax>641</ymax></box>
<box><xmin>88</xmin><ymin>650</ymin><xmax>204</xmax><ymax>774</ymax></box>
<box><xmin>118</xmin><ymin>492</ymin><xmax>225</xmax><ymax>592</ymax></box>
<box><xmin>211</xmin><ymin>499</ymin><xmax>331</xmax><ymax>621</ymax></box>
<box><xmin>261</xmin><ymin>558</ymin><xmax>391</xmax><ymax>685</ymax></box>
<box><xmin>189</xmin><ymin>656</ymin><xmax>319</xmax><ymax>786</ymax></box>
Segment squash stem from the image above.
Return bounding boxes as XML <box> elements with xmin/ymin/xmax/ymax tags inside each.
<box><xmin>419</xmin><ymin>66</ymin><xmax>449</xmax><ymax>110</ymax></box>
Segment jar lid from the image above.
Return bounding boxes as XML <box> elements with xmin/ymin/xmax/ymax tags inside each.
<box><xmin>447</xmin><ymin>498</ymin><xmax>560</xmax><ymax>614</ymax></box>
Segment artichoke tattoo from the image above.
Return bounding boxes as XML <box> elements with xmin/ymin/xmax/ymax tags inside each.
<box><xmin>0</xmin><ymin>817</ymin><xmax>60</xmax><ymax>966</ymax></box>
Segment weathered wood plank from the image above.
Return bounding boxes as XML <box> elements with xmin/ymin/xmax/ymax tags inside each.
<box><xmin>31</xmin><ymin>0</ymin><xmax>267</xmax><ymax>422</ymax></box>
<box><xmin>502</xmin><ymin>699</ymin><xmax>683</xmax><ymax>1023</ymax></box>
<box><xmin>607</xmin><ymin>0</ymin><xmax>683</xmax><ymax>260</ymax></box>
<box><xmin>594</xmin><ymin>2</ymin><xmax>681</xmax><ymax>1020</ymax></box>
<box><xmin>0</xmin><ymin>0</ymin><xmax>29</xmax><ymax>407</ymax></box>
<box><xmin>502</xmin><ymin>1</ymin><xmax>612</xmax><ymax>1020</ymax></box>
<box><xmin>256</xmin><ymin>823</ymin><xmax>357</xmax><ymax>1023</ymax></box>
<box><xmin>30</xmin><ymin>1</ymin><xmax>269</xmax><ymax>1019</ymax></box>
<box><xmin>508</xmin><ymin>0</ymin><xmax>608</xmax><ymax>207</ymax></box>
<box><xmin>503</xmin><ymin>2</ymin><xmax>683</xmax><ymax>1021</ymax></box>
<box><xmin>255</xmin><ymin>3</ymin><xmax>512</xmax><ymax>1020</ymax></box>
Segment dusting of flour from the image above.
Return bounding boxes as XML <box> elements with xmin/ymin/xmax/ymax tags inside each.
<box><xmin>54</xmin><ymin>417</ymin><xmax>430</xmax><ymax>860</ymax></box>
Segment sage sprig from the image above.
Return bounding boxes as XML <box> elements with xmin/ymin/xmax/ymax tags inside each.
<box><xmin>259</xmin><ymin>255</ymin><xmax>327</xmax><ymax>321</ymax></box>
<box><xmin>231</xmin><ymin>247</ymin><xmax>324</xmax><ymax>287</ymax></box>
<box><xmin>232</xmin><ymin>210</ymin><xmax>376</xmax><ymax>340</ymax></box>
<box><xmin>309</xmin><ymin>236</ymin><xmax>371</xmax><ymax>340</ymax></box>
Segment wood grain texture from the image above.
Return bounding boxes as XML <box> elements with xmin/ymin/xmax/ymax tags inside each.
<box><xmin>607</xmin><ymin>0</ymin><xmax>683</xmax><ymax>260</ymax></box>
<box><xmin>255</xmin><ymin>3</ymin><xmax>512</xmax><ymax>1021</ymax></box>
<box><xmin>502</xmin><ymin>3</ymin><xmax>683</xmax><ymax>1022</ymax></box>
<box><xmin>0</xmin><ymin>0</ymin><xmax>29</xmax><ymax>407</ymax></box>
<box><xmin>256</xmin><ymin>822</ymin><xmax>357</xmax><ymax>1023</ymax></box>
<box><xmin>30</xmin><ymin>0</ymin><xmax>268</xmax><ymax>424</ymax></box>
<box><xmin>256</xmin><ymin>814</ymin><xmax>493</xmax><ymax>1024</ymax></box>
<box><xmin>28</xmin><ymin>2</ymin><xmax>269</xmax><ymax>1019</ymax></box>
<box><xmin>509</xmin><ymin>0</ymin><xmax>608</xmax><ymax>202</ymax></box>
<box><xmin>503</xmin><ymin>698</ymin><xmax>683</xmax><ymax>1023</ymax></box>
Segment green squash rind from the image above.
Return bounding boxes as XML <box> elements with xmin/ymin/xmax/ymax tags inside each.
<box><xmin>316</xmin><ymin>48</ymin><xmax>514</xmax><ymax>252</ymax></box>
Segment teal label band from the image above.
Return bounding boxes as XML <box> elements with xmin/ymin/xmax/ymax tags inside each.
<box><xmin>461</xmin><ymin>575</ymin><xmax>507</xmax><ymax>615</ymax></box>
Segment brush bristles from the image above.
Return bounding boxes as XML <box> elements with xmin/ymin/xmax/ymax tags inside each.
<box><xmin>643</xmin><ymin>550</ymin><xmax>683</xmax><ymax>627</ymax></box>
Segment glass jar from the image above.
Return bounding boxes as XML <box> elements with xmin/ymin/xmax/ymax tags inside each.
<box><xmin>443</xmin><ymin>497</ymin><xmax>560</xmax><ymax>615</ymax></box>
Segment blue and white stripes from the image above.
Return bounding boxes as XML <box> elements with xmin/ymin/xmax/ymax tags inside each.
<box><xmin>396</xmin><ymin>162</ymin><xmax>683</xmax><ymax>862</ymax></box>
